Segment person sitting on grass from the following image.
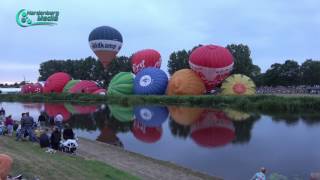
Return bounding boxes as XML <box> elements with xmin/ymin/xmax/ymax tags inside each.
<box><xmin>50</xmin><ymin>127</ymin><xmax>61</xmax><ymax>150</ymax></box>
<box><xmin>250</xmin><ymin>167</ymin><xmax>267</xmax><ymax>180</ymax></box>
<box><xmin>39</xmin><ymin>128</ymin><xmax>50</xmax><ymax>148</ymax></box>
<box><xmin>63</xmin><ymin>124</ymin><xmax>74</xmax><ymax>140</ymax></box>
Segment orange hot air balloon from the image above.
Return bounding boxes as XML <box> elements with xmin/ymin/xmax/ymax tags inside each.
<box><xmin>89</xmin><ymin>26</ymin><xmax>123</xmax><ymax>68</ymax></box>
<box><xmin>169</xmin><ymin>106</ymin><xmax>205</xmax><ymax>126</ymax></box>
<box><xmin>166</xmin><ymin>69</ymin><xmax>206</xmax><ymax>95</ymax></box>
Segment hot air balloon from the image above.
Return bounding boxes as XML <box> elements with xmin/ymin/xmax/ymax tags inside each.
<box><xmin>107</xmin><ymin>72</ymin><xmax>134</xmax><ymax>96</ymax></box>
<box><xmin>223</xmin><ymin>108</ymin><xmax>251</xmax><ymax>121</ymax></box>
<box><xmin>21</xmin><ymin>84</ymin><xmax>35</xmax><ymax>94</ymax></box>
<box><xmin>68</xmin><ymin>80</ymin><xmax>100</xmax><ymax>94</ymax></box>
<box><xmin>92</xmin><ymin>88</ymin><xmax>107</xmax><ymax>95</ymax></box>
<box><xmin>131</xmin><ymin>49</ymin><xmax>161</xmax><ymax>74</ymax></box>
<box><xmin>33</xmin><ymin>83</ymin><xmax>43</xmax><ymax>93</ymax></box>
<box><xmin>221</xmin><ymin>74</ymin><xmax>256</xmax><ymax>95</ymax></box>
<box><xmin>44</xmin><ymin>103</ymin><xmax>71</xmax><ymax>121</ymax></box>
<box><xmin>189</xmin><ymin>45</ymin><xmax>234</xmax><ymax>91</ymax></box>
<box><xmin>89</xmin><ymin>26</ymin><xmax>123</xmax><ymax>68</ymax></box>
<box><xmin>134</xmin><ymin>105</ymin><xmax>168</xmax><ymax>127</ymax></box>
<box><xmin>191</xmin><ymin>109</ymin><xmax>235</xmax><ymax>148</ymax></box>
<box><xmin>63</xmin><ymin>80</ymin><xmax>81</xmax><ymax>93</ymax></box>
<box><xmin>134</xmin><ymin>68</ymin><xmax>168</xmax><ymax>95</ymax></box>
<box><xmin>166</xmin><ymin>69</ymin><xmax>206</xmax><ymax>96</ymax></box>
<box><xmin>108</xmin><ymin>104</ymin><xmax>134</xmax><ymax>122</ymax></box>
<box><xmin>169</xmin><ymin>106</ymin><xmax>205</xmax><ymax>126</ymax></box>
<box><xmin>43</xmin><ymin>72</ymin><xmax>71</xmax><ymax>93</ymax></box>
<box><xmin>132</xmin><ymin>120</ymin><xmax>162</xmax><ymax>143</ymax></box>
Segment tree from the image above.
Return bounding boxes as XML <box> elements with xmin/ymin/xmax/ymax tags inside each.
<box><xmin>167</xmin><ymin>49</ymin><xmax>190</xmax><ymax>75</ymax></box>
<box><xmin>300</xmin><ymin>59</ymin><xmax>320</xmax><ymax>85</ymax></box>
<box><xmin>226</xmin><ymin>44</ymin><xmax>261</xmax><ymax>78</ymax></box>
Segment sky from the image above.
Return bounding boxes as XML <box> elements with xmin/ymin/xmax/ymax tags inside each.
<box><xmin>0</xmin><ymin>0</ymin><xmax>319</xmax><ymax>84</ymax></box>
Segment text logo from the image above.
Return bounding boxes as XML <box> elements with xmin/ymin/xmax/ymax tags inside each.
<box><xmin>16</xmin><ymin>9</ymin><xmax>59</xmax><ymax>27</ymax></box>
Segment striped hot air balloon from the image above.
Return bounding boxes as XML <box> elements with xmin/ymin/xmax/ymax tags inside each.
<box><xmin>68</xmin><ymin>80</ymin><xmax>100</xmax><ymax>94</ymax></box>
<box><xmin>89</xmin><ymin>26</ymin><xmax>123</xmax><ymax>68</ymax></box>
<box><xmin>131</xmin><ymin>49</ymin><xmax>161</xmax><ymax>74</ymax></box>
<box><xmin>63</xmin><ymin>80</ymin><xmax>81</xmax><ymax>93</ymax></box>
<box><xmin>107</xmin><ymin>72</ymin><xmax>134</xmax><ymax>96</ymax></box>
<box><xmin>189</xmin><ymin>45</ymin><xmax>234</xmax><ymax>92</ymax></box>
<box><xmin>134</xmin><ymin>68</ymin><xmax>168</xmax><ymax>95</ymax></box>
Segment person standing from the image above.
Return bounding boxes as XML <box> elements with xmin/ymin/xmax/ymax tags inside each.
<box><xmin>4</xmin><ymin>115</ymin><xmax>13</xmax><ymax>136</ymax></box>
<box><xmin>54</xmin><ymin>113</ymin><xmax>63</xmax><ymax>132</ymax></box>
<box><xmin>38</xmin><ymin>112</ymin><xmax>47</xmax><ymax>128</ymax></box>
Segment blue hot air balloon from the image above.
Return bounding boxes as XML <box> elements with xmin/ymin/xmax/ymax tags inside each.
<box><xmin>133</xmin><ymin>68</ymin><xmax>168</xmax><ymax>95</ymax></box>
<box><xmin>134</xmin><ymin>105</ymin><xmax>169</xmax><ymax>127</ymax></box>
<box><xmin>89</xmin><ymin>26</ymin><xmax>123</xmax><ymax>68</ymax></box>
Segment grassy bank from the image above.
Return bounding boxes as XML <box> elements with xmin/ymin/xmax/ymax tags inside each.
<box><xmin>1</xmin><ymin>93</ymin><xmax>320</xmax><ymax>113</ymax></box>
<box><xmin>0</xmin><ymin>136</ymin><xmax>139</xmax><ymax>180</ymax></box>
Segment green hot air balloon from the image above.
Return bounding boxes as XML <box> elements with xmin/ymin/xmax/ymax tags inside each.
<box><xmin>63</xmin><ymin>80</ymin><xmax>81</xmax><ymax>93</ymax></box>
<box><xmin>108</xmin><ymin>104</ymin><xmax>134</xmax><ymax>122</ymax></box>
<box><xmin>107</xmin><ymin>72</ymin><xmax>134</xmax><ymax>96</ymax></box>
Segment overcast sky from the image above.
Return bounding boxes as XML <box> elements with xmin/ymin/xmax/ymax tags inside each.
<box><xmin>0</xmin><ymin>0</ymin><xmax>319</xmax><ymax>83</ymax></box>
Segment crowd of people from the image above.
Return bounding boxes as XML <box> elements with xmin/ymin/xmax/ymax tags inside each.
<box><xmin>0</xmin><ymin>107</ymin><xmax>78</xmax><ymax>179</ymax></box>
<box><xmin>256</xmin><ymin>85</ymin><xmax>320</xmax><ymax>94</ymax></box>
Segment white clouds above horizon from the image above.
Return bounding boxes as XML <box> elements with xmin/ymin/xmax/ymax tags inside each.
<box><xmin>0</xmin><ymin>0</ymin><xmax>319</xmax><ymax>83</ymax></box>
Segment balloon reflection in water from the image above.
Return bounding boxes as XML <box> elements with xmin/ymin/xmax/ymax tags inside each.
<box><xmin>134</xmin><ymin>105</ymin><xmax>168</xmax><ymax>127</ymax></box>
<box><xmin>223</xmin><ymin>108</ymin><xmax>251</xmax><ymax>121</ymax></box>
<box><xmin>44</xmin><ymin>103</ymin><xmax>71</xmax><ymax>122</ymax></box>
<box><xmin>64</xmin><ymin>104</ymin><xmax>98</xmax><ymax>114</ymax></box>
<box><xmin>108</xmin><ymin>104</ymin><xmax>134</xmax><ymax>122</ymax></box>
<box><xmin>169</xmin><ymin>106</ymin><xmax>205</xmax><ymax>126</ymax></box>
<box><xmin>132</xmin><ymin>120</ymin><xmax>162</xmax><ymax>143</ymax></box>
<box><xmin>97</xmin><ymin>126</ymin><xmax>123</xmax><ymax>147</ymax></box>
<box><xmin>191</xmin><ymin>109</ymin><xmax>235</xmax><ymax>148</ymax></box>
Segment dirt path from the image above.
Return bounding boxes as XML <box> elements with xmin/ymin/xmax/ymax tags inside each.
<box><xmin>77</xmin><ymin>138</ymin><xmax>222</xmax><ymax>180</ymax></box>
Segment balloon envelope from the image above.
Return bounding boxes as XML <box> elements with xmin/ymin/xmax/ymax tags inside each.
<box><xmin>89</xmin><ymin>26</ymin><xmax>123</xmax><ymax>68</ymax></box>
<box><xmin>134</xmin><ymin>68</ymin><xmax>168</xmax><ymax>95</ymax></box>
<box><xmin>221</xmin><ymin>74</ymin><xmax>256</xmax><ymax>95</ymax></box>
<box><xmin>189</xmin><ymin>45</ymin><xmax>234</xmax><ymax>91</ymax></box>
<box><xmin>107</xmin><ymin>72</ymin><xmax>134</xmax><ymax>96</ymax></box>
<box><xmin>43</xmin><ymin>72</ymin><xmax>71</xmax><ymax>93</ymax></box>
<box><xmin>92</xmin><ymin>88</ymin><xmax>107</xmax><ymax>95</ymax></box>
<box><xmin>63</xmin><ymin>80</ymin><xmax>81</xmax><ymax>93</ymax></box>
<box><xmin>108</xmin><ymin>104</ymin><xmax>134</xmax><ymax>122</ymax></box>
<box><xmin>21</xmin><ymin>84</ymin><xmax>35</xmax><ymax>94</ymax></box>
<box><xmin>68</xmin><ymin>80</ymin><xmax>100</xmax><ymax>94</ymax></box>
<box><xmin>134</xmin><ymin>105</ymin><xmax>168</xmax><ymax>127</ymax></box>
<box><xmin>131</xmin><ymin>49</ymin><xmax>161</xmax><ymax>74</ymax></box>
<box><xmin>167</xmin><ymin>69</ymin><xmax>206</xmax><ymax>96</ymax></box>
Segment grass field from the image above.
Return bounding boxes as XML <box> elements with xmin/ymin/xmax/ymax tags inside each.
<box><xmin>0</xmin><ymin>136</ymin><xmax>139</xmax><ymax>180</ymax></box>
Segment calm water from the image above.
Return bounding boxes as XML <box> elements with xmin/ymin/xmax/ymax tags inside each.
<box><xmin>0</xmin><ymin>101</ymin><xmax>319</xmax><ymax>180</ymax></box>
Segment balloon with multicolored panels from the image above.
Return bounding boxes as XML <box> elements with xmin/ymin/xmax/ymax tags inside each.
<box><xmin>131</xmin><ymin>49</ymin><xmax>161</xmax><ymax>74</ymax></box>
<box><xmin>220</xmin><ymin>74</ymin><xmax>256</xmax><ymax>95</ymax></box>
<box><xmin>89</xmin><ymin>26</ymin><xmax>123</xmax><ymax>68</ymax></box>
<box><xmin>189</xmin><ymin>45</ymin><xmax>234</xmax><ymax>92</ymax></box>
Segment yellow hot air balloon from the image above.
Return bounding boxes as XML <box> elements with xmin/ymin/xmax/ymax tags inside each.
<box><xmin>224</xmin><ymin>108</ymin><xmax>251</xmax><ymax>121</ymax></box>
<box><xmin>221</xmin><ymin>74</ymin><xmax>256</xmax><ymax>95</ymax></box>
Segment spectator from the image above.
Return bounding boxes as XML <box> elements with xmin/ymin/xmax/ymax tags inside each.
<box><xmin>50</xmin><ymin>127</ymin><xmax>61</xmax><ymax>150</ymax></box>
<box><xmin>4</xmin><ymin>115</ymin><xmax>14</xmax><ymax>136</ymax></box>
<box><xmin>54</xmin><ymin>113</ymin><xmax>63</xmax><ymax>132</ymax></box>
<box><xmin>63</xmin><ymin>124</ymin><xmax>74</xmax><ymax>140</ymax></box>
<box><xmin>39</xmin><ymin>128</ymin><xmax>50</xmax><ymax>148</ymax></box>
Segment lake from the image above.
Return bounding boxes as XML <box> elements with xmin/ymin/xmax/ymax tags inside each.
<box><xmin>0</xmin><ymin>101</ymin><xmax>319</xmax><ymax>179</ymax></box>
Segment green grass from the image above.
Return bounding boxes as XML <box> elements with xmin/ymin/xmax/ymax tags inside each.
<box><xmin>1</xmin><ymin>93</ymin><xmax>320</xmax><ymax>113</ymax></box>
<box><xmin>0</xmin><ymin>136</ymin><xmax>139</xmax><ymax>180</ymax></box>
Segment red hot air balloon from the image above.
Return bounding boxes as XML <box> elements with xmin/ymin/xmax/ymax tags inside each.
<box><xmin>33</xmin><ymin>83</ymin><xmax>43</xmax><ymax>93</ymax></box>
<box><xmin>89</xmin><ymin>26</ymin><xmax>123</xmax><ymax>68</ymax></box>
<box><xmin>68</xmin><ymin>80</ymin><xmax>100</xmax><ymax>94</ymax></box>
<box><xmin>21</xmin><ymin>84</ymin><xmax>35</xmax><ymax>94</ymax></box>
<box><xmin>189</xmin><ymin>45</ymin><xmax>234</xmax><ymax>91</ymax></box>
<box><xmin>43</xmin><ymin>72</ymin><xmax>71</xmax><ymax>93</ymax></box>
<box><xmin>191</xmin><ymin>109</ymin><xmax>235</xmax><ymax>148</ymax></box>
<box><xmin>131</xmin><ymin>49</ymin><xmax>161</xmax><ymax>74</ymax></box>
<box><xmin>132</xmin><ymin>120</ymin><xmax>162</xmax><ymax>143</ymax></box>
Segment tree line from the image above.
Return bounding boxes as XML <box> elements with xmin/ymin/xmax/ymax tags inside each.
<box><xmin>38</xmin><ymin>44</ymin><xmax>320</xmax><ymax>87</ymax></box>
